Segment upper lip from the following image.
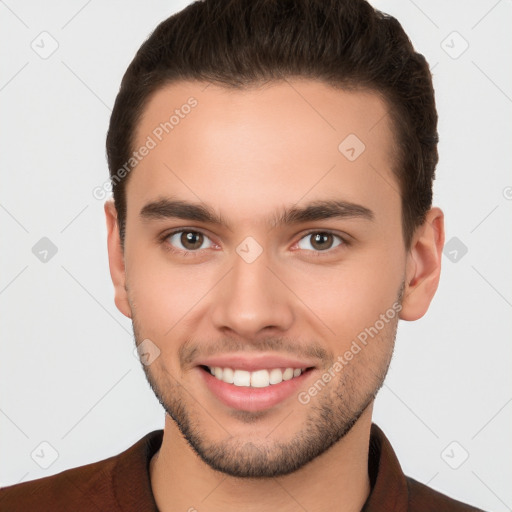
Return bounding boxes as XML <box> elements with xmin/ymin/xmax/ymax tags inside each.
<box><xmin>197</xmin><ymin>353</ymin><xmax>317</xmax><ymax>372</ymax></box>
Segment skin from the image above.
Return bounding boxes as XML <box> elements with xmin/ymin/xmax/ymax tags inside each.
<box><xmin>105</xmin><ymin>79</ymin><xmax>444</xmax><ymax>512</ymax></box>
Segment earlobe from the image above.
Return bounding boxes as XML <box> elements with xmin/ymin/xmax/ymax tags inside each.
<box><xmin>399</xmin><ymin>207</ymin><xmax>445</xmax><ymax>321</ymax></box>
<box><xmin>104</xmin><ymin>199</ymin><xmax>132</xmax><ymax>319</ymax></box>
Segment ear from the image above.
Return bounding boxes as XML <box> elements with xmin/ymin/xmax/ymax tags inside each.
<box><xmin>104</xmin><ymin>199</ymin><xmax>132</xmax><ymax>319</ymax></box>
<box><xmin>400</xmin><ymin>207</ymin><xmax>445</xmax><ymax>321</ymax></box>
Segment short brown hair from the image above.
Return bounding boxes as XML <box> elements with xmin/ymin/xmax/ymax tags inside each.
<box><xmin>106</xmin><ymin>0</ymin><xmax>438</xmax><ymax>250</ymax></box>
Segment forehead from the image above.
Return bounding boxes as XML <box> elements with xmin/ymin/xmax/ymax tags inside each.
<box><xmin>134</xmin><ymin>79</ymin><xmax>394</xmax><ymax>154</ymax></box>
<box><xmin>126</xmin><ymin>79</ymin><xmax>399</xmax><ymax>227</ymax></box>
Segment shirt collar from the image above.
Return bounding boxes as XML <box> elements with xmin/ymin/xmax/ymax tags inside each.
<box><xmin>112</xmin><ymin>423</ymin><xmax>408</xmax><ymax>511</ymax></box>
<box><xmin>361</xmin><ymin>423</ymin><xmax>409</xmax><ymax>511</ymax></box>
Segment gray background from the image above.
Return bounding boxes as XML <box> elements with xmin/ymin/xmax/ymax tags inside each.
<box><xmin>1</xmin><ymin>1</ymin><xmax>511</xmax><ymax>510</ymax></box>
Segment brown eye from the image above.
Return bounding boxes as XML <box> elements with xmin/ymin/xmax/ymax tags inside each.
<box><xmin>181</xmin><ymin>231</ymin><xmax>203</xmax><ymax>250</ymax></box>
<box><xmin>297</xmin><ymin>231</ymin><xmax>343</xmax><ymax>252</ymax></box>
<box><xmin>166</xmin><ymin>230</ymin><xmax>213</xmax><ymax>252</ymax></box>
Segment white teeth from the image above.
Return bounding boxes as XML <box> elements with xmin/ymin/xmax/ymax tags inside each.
<box><xmin>282</xmin><ymin>368</ymin><xmax>294</xmax><ymax>381</ymax></box>
<box><xmin>233</xmin><ymin>370</ymin><xmax>251</xmax><ymax>387</ymax></box>
<box><xmin>251</xmin><ymin>369</ymin><xmax>270</xmax><ymax>388</ymax></box>
<box><xmin>222</xmin><ymin>367</ymin><xmax>234</xmax><ymax>384</ymax></box>
<box><xmin>207</xmin><ymin>366</ymin><xmax>306</xmax><ymax>388</ymax></box>
<box><xmin>269</xmin><ymin>368</ymin><xmax>283</xmax><ymax>385</ymax></box>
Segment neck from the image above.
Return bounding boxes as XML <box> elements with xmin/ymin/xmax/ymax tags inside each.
<box><xmin>150</xmin><ymin>406</ymin><xmax>373</xmax><ymax>512</ymax></box>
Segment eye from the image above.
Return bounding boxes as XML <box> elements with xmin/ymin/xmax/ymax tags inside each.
<box><xmin>162</xmin><ymin>229</ymin><xmax>215</xmax><ymax>254</ymax></box>
<box><xmin>159</xmin><ymin>228</ymin><xmax>348</xmax><ymax>257</ymax></box>
<box><xmin>296</xmin><ymin>231</ymin><xmax>345</xmax><ymax>253</ymax></box>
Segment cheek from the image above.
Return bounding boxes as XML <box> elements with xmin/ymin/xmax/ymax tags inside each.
<box><xmin>125</xmin><ymin>247</ymin><xmax>177</xmax><ymax>334</ymax></box>
<box><xmin>292</xmin><ymin>245</ymin><xmax>404</xmax><ymax>345</ymax></box>
<box><xmin>125</xmin><ymin>246</ymin><xmax>216</xmax><ymax>337</ymax></box>
<box><xmin>125</xmin><ymin>223</ymin><xmax>405</xmax><ymax>347</ymax></box>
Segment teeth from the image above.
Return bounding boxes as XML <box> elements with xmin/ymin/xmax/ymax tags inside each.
<box><xmin>282</xmin><ymin>368</ymin><xmax>294</xmax><ymax>381</ymax></box>
<box><xmin>222</xmin><ymin>367</ymin><xmax>234</xmax><ymax>384</ymax></box>
<box><xmin>233</xmin><ymin>369</ymin><xmax>251</xmax><ymax>386</ymax></box>
<box><xmin>269</xmin><ymin>368</ymin><xmax>283</xmax><ymax>385</ymax></box>
<box><xmin>251</xmin><ymin>369</ymin><xmax>269</xmax><ymax>388</ymax></box>
<box><xmin>207</xmin><ymin>366</ymin><xmax>306</xmax><ymax>388</ymax></box>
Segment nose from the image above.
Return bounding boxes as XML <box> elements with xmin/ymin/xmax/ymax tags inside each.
<box><xmin>210</xmin><ymin>245</ymin><xmax>295</xmax><ymax>340</ymax></box>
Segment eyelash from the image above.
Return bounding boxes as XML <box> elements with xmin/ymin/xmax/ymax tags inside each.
<box><xmin>158</xmin><ymin>228</ymin><xmax>350</xmax><ymax>258</ymax></box>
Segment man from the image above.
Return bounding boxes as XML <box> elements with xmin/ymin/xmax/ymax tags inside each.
<box><xmin>0</xmin><ymin>0</ymin><xmax>487</xmax><ymax>510</ymax></box>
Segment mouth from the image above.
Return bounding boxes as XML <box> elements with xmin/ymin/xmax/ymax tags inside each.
<box><xmin>200</xmin><ymin>365</ymin><xmax>313</xmax><ymax>388</ymax></box>
<box><xmin>197</xmin><ymin>364</ymin><xmax>316</xmax><ymax>412</ymax></box>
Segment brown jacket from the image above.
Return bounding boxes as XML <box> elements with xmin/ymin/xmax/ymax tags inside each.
<box><xmin>0</xmin><ymin>423</ymin><xmax>486</xmax><ymax>511</ymax></box>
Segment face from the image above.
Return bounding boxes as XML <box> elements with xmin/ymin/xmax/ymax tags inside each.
<box><xmin>106</xmin><ymin>79</ymin><xmax>438</xmax><ymax>478</ymax></box>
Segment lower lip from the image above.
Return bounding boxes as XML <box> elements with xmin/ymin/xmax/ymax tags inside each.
<box><xmin>197</xmin><ymin>366</ymin><xmax>314</xmax><ymax>412</ymax></box>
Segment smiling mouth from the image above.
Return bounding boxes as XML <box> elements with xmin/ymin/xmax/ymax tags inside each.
<box><xmin>199</xmin><ymin>365</ymin><xmax>314</xmax><ymax>388</ymax></box>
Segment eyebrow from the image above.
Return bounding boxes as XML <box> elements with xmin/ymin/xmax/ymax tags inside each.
<box><xmin>139</xmin><ymin>197</ymin><xmax>374</xmax><ymax>230</ymax></box>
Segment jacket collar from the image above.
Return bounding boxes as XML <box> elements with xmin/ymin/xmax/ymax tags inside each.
<box><xmin>112</xmin><ymin>423</ymin><xmax>408</xmax><ymax>511</ymax></box>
